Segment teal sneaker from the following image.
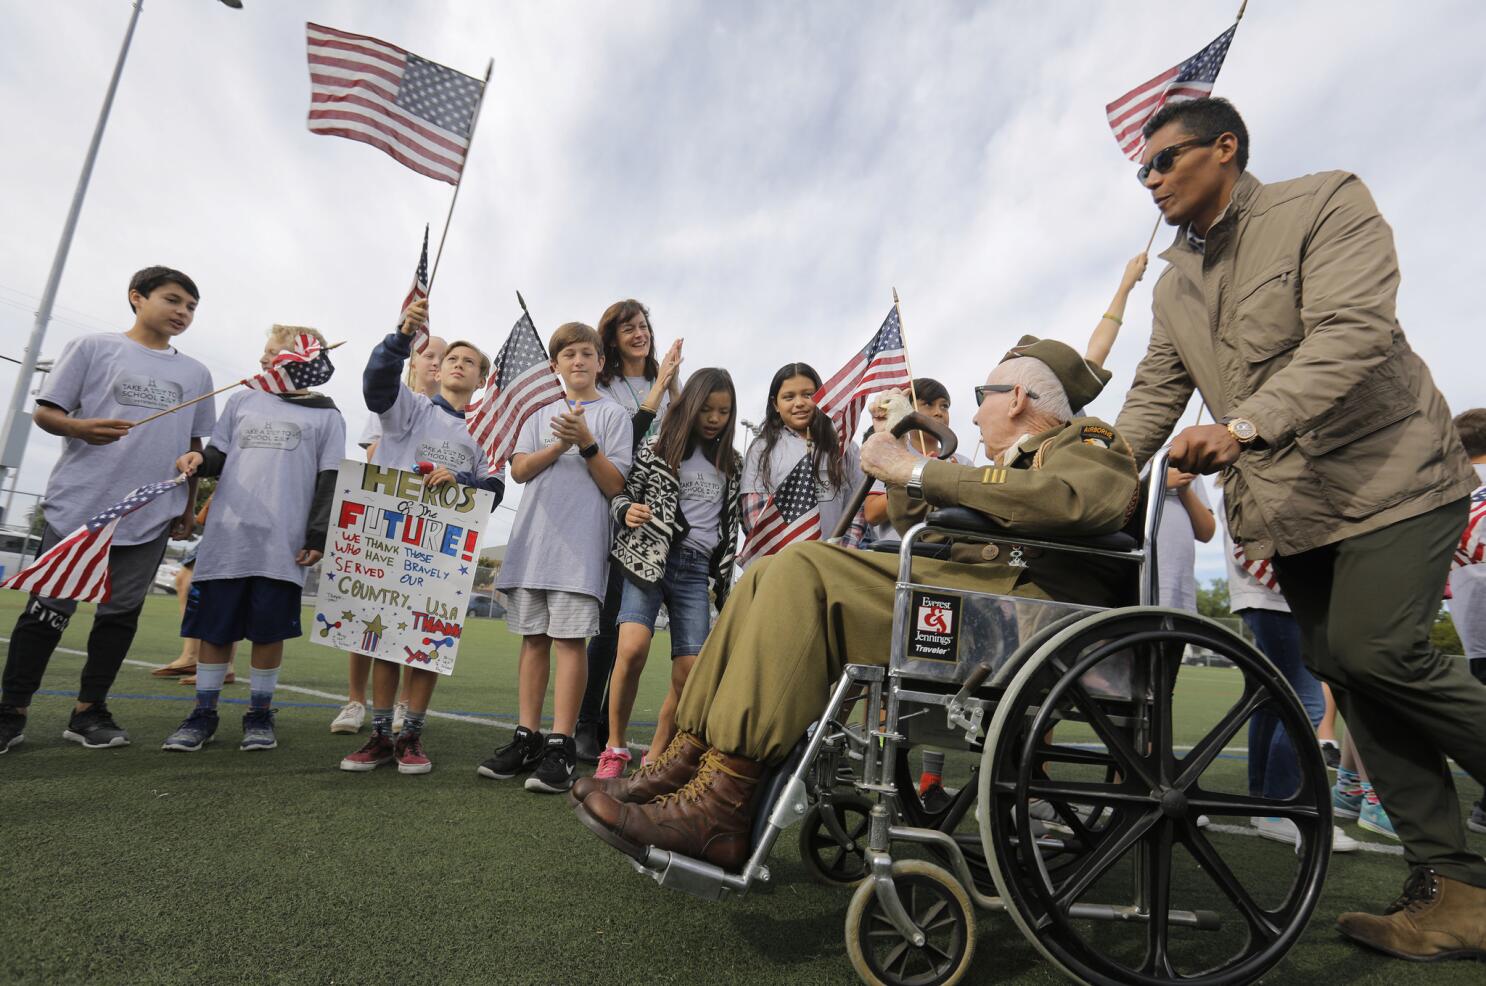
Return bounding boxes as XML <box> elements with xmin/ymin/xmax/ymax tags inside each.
<box><xmin>1331</xmin><ymin>781</ymin><xmax>1363</xmax><ymax>821</ymax></box>
<box><xmin>240</xmin><ymin>709</ymin><xmax>278</xmax><ymax>751</ymax></box>
<box><xmin>1358</xmin><ymin>795</ymin><xmax>1399</xmax><ymax>841</ymax></box>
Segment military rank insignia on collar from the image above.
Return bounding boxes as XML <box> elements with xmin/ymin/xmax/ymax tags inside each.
<box><xmin>1080</xmin><ymin>424</ymin><xmax>1115</xmax><ymax>449</ymax></box>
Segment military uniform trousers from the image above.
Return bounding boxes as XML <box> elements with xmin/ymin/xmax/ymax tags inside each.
<box><xmin>676</xmin><ymin>540</ymin><xmax>1045</xmax><ymax>766</ymax></box>
<box><xmin>1272</xmin><ymin>496</ymin><xmax>1486</xmax><ymax>887</ymax></box>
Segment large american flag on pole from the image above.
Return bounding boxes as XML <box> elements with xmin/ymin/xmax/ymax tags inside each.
<box><xmin>306</xmin><ymin>22</ymin><xmax>485</xmax><ymax>185</ymax></box>
<box><xmin>1106</xmin><ymin>25</ymin><xmax>1237</xmax><ymax>161</ymax></box>
<box><xmin>738</xmin><ymin>455</ymin><xmax>822</xmax><ymax>566</ymax></box>
<box><xmin>403</xmin><ymin>224</ymin><xmax>431</xmax><ymax>355</ymax></box>
<box><xmin>2</xmin><ymin>477</ymin><xmax>188</xmax><ymax>603</ymax></box>
<box><xmin>243</xmin><ymin>334</ymin><xmax>336</xmax><ymax>394</ymax></box>
<box><xmin>466</xmin><ymin>311</ymin><xmax>566</xmax><ymax>471</ymax></box>
<box><xmin>814</xmin><ymin>306</ymin><xmax>911</xmax><ymax>448</ymax></box>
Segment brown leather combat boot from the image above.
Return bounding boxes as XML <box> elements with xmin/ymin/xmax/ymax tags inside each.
<box><xmin>1337</xmin><ymin>867</ymin><xmax>1486</xmax><ymax>961</ymax></box>
<box><xmin>567</xmin><ymin>731</ymin><xmax>706</xmax><ymax>807</ymax></box>
<box><xmin>576</xmin><ymin>747</ymin><xmax>767</xmax><ymax>871</ymax></box>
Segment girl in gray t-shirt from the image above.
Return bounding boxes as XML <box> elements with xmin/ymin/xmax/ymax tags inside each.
<box><xmin>740</xmin><ymin>362</ymin><xmax>863</xmax><ymax>565</ymax></box>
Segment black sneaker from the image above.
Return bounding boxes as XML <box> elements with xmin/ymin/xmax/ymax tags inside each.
<box><xmin>525</xmin><ymin>733</ymin><xmax>576</xmax><ymax>793</ymax></box>
<box><xmin>574</xmin><ymin>720</ymin><xmax>602</xmax><ymax>765</ymax></box>
<box><xmin>62</xmin><ymin>703</ymin><xmax>130</xmax><ymax>748</ymax></box>
<box><xmin>1320</xmin><ymin>739</ymin><xmax>1341</xmax><ymax>771</ymax></box>
<box><xmin>477</xmin><ymin>726</ymin><xmax>544</xmax><ymax>780</ymax></box>
<box><xmin>0</xmin><ymin>705</ymin><xmax>25</xmax><ymax>754</ymax></box>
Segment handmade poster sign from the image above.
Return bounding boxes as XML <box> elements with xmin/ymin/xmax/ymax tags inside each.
<box><xmin>312</xmin><ymin>459</ymin><xmax>493</xmax><ymax>675</ymax></box>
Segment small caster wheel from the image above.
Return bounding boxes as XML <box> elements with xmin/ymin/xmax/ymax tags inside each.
<box><xmin>845</xmin><ymin>859</ymin><xmax>976</xmax><ymax>986</ymax></box>
<box><xmin>800</xmin><ymin>795</ymin><xmax>872</xmax><ymax>885</ymax></box>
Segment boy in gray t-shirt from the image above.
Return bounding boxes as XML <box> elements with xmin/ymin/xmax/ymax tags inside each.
<box><xmin>481</xmin><ymin>322</ymin><xmax>632</xmax><ymax>794</ymax></box>
<box><xmin>161</xmin><ymin>326</ymin><xmax>346</xmax><ymax>756</ymax></box>
<box><xmin>1</xmin><ymin>266</ymin><xmax>213</xmax><ymax>754</ymax></box>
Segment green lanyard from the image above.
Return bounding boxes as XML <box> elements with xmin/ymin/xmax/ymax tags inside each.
<box><xmin>620</xmin><ymin>376</ymin><xmax>659</xmax><ymax>439</ymax></box>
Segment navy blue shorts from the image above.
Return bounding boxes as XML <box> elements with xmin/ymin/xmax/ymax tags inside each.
<box><xmin>181</xmin><ymin>576</ymin><xmax>303</xmax><ymax>645</ymax></box>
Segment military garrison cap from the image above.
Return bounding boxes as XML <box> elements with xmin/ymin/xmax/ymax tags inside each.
<box><xmin>1001</xmin><ymin>334</ymin><xmax>1111</xmax><ymax>412</ymax></box>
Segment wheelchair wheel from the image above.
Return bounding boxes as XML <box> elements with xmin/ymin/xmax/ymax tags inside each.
<box><xmin>845</xmin><ymin>859</ymin><xmax>976</xmax><ymax>986</ymax></box>
<box><xmin>978</xmin><ymin>608</ymin><xmax>1330</xmax><ymax>986</ymax></box>
<box><xmin>800</xmin><ymin>795</ymin><xmax>873</xmax><ymax>885</ymax></box>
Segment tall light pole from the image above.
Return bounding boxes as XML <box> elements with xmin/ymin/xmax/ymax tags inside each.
<box><xmin>0</xmin><ymin>0</ymin><xmax>241</xmax><ymax>513</ymax></box>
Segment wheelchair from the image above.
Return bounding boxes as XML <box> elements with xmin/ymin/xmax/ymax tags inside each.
<box><xmin>617</xmin><ymin>415</ymin><xmax>1332</xmax><ymax>986</ymax></box>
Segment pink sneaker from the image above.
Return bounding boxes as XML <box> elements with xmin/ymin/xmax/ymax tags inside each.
<box><xmin>340</xmin><ymin>733</ymin><xmax>395</xmax><ymax>772</ymax></box>
<box><xmin>594</xmin><ymin>747</ymin><xmax>631</xmax><ymax>780</ymax></box>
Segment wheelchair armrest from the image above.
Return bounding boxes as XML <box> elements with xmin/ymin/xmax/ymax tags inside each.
<box><xmin>925</xmin><ymin>507</ymin><xmax>1140</xmax><ymax>552</ymax></box>
<box><xmin>868</xmin><ymin>539</ymin><xmax>953</xmax><ymax>560</ymax></box>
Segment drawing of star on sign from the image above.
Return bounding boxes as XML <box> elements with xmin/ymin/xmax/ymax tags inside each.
<box><xmin>341</xmin><ymin>610</ymin><xmax>356</xmax><ymax>621</ymax></box>
<box><xmin>397</xmin><ymin>621</ymin><xmax>409</xmax><ymax>631</ymax></box>
<box><xmin>360</xmin><ymin>614</ymin><xmax>387</xmax><ymax>651</ymax></box>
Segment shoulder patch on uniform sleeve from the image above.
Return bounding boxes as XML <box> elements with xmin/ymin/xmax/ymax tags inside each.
<box><xmin>1080</xmin><ymin>424</ymin><xmax>1114</xmax><ymax>448</ymax></box>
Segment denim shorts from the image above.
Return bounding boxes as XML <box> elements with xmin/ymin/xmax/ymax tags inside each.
<box><xmin>617</xmin><ymin>546</ymin><xmax>713</xmax><ymax>657</ymax></box>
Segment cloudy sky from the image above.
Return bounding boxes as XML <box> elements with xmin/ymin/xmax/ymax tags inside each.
<box><xmin>2</xmin><ymin>0</ymin><xmax>1482</xmax><ymax>586</ymax></box>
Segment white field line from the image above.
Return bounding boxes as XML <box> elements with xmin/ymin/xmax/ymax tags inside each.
<box><xmin>1203</xmin><ymin>821</ymin><xmax>1404</xmax><ymax>856</ymax></box>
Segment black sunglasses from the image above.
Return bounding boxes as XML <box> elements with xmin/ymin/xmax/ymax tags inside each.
<box><xmin>1136</xmin><ymin>134</ymin><xmax>1219</xmax><ymax>184</ymax></box>
<box><xmin>975</xmin><ymin>383</ymin><xmax>1038</xmax><ymax>405</ymax></box>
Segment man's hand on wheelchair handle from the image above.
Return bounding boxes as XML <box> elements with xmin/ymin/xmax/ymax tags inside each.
<box><xmin>862</xmin><ymin>431</ymin><xmax>918</xmax><ymax>485</ymax></box>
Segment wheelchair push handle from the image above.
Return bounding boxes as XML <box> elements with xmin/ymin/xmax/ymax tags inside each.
<box><xmin>827</xmin><ymin>412</ymin><xmax>959</xmax><ymax>542</ymax></box>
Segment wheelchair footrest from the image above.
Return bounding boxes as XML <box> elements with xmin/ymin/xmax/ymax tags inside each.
<box><xmin>629</xmin><ymin>847</ymin><xmax>763</xmax><ymax>901</ymax></box>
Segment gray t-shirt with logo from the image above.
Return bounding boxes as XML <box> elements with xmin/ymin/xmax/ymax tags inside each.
<box><xmin>37</xmin><ymin>332</ymin><xmax>215</xmax><ymax>544</ymax></box>
<box><xmin>369</xmin><ymin>387</ymin><xmax>488</xmax><ymax>482</ymax></box>
<box><xmin>679</xmin><ymin>448</ymin><xmax>725</xmax><ymax>556</ymax></box>
<box><xmin>495</xmin><ymin>396</ymin><xmax>633</xmax><ymax>602</ymax></box>
<box><xmin>192</xmin><ymin>389</ymin><xmax>346</xmax><ymax>587</ymax></box>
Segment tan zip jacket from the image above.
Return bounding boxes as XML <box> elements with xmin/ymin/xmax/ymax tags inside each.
<box><xmin>1115</xmin><ymin>170</ymin><xmax>1474</xmax><ymax>559</ymax></box>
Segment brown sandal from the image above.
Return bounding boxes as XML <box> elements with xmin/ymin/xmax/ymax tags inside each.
<box><xmin>151</xmin><ymin>664</ymin><xmax>196</xmax><ymax>677</ymax></box>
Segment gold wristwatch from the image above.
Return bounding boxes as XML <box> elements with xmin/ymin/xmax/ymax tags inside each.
<box><xmin>1224</xmin><ymin>417</ymin><xmax>1259</xmax><ymax>445</ymax></box>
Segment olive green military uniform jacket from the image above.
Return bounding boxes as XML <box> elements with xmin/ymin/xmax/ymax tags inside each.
<box><xmin>1115</xmin><ymin>170</ymin><xmax>1475</xmax><ymax>559</ymax></box>
<box><xmin>886</xmin><ymin>416</ymin><xmax>1140</xmax><ymax>606</ymax></box>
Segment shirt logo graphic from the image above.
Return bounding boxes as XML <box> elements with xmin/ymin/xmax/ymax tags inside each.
<box><xmin>114</xmin><ymin>375</ymin><xmax>183</xmax><ymax>411</ymax></box>
<box><xmin>240</xmin><ymin>420</ymin><xmax>303</xmax><ymax>451</ymax></box>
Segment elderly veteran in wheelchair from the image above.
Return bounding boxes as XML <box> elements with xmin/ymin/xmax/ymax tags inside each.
<box><xmin>572</xmin><ymin>336</ymin><xmax>1140</xmax><ymax>871</ymax></box>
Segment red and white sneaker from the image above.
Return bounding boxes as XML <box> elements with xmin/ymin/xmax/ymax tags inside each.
<box><xmin>396</xmin><ymin>732</ymin><xmax>432</xmax><ymax>774</ymax></box>
<box><xmin>594</xmin><ymin>747</ymin><xmax>631</xmax><ymax>780</ymax></box>
<box><xmin>341</xmin><ymin>733</ymin><xmax>395</xmax><ymax>772</ymax></box>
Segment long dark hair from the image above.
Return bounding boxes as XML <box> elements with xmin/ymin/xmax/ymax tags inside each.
<box><xmin>755</xmin><ymin>362</ymin><xmax>845</xmax><ymax>491</ymax></box>
<box><xmin>654</xmin><ymin>368</ymin><xmax>739</xmax><ymax>478</ymax></box>
<box><xmin>596</xmin><ymin>299</ymin><xmax>656</xmax><ymax>387</ymax></box>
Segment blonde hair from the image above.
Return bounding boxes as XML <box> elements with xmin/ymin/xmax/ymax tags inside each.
<box><xmin>405</xmin><ymin>335</ymin><xmax>448</xmax><ymax>388</ymax></box>
<box><xmin>266</xmin><ymin>324</ymin><xmax>328</xmax><ymax>351</ymax></box>
<box><xmin>547</xmin><ymin>321</ymin><xmax>602</xmax><ymax>361</ymax></box>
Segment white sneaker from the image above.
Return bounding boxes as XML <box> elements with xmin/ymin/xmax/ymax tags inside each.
<box><xmin>1251</xmin><ymin>816</ymin><xmax>1359</xmax><ymax>853</ymax></box>
<box><xmin>392</xmin><ymin>701</ymin><xmax>409</xmax><ymax>733</ymax></box>
<box><xmin>330</xmin><ymin>701</ymin><xmax>366</xmax><ymax>734</ymax></box>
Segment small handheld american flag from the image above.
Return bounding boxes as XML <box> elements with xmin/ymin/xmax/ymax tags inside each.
<box><xmin>2</xmin><ymin>476</ymin><xmax>188</xmax><ymax>603</ymax></box>
<box><xmin>306</xmin><ymin>23</ymin><xmax>486</xmax><ymax>185</ymax></box>
<box><xmin>739</xmin><ymin>454</ymin><xmax>822</xmax><ymax>566</ymax></box>
<box><xmin>1454</xmin><ymin>485</ymin><xmax>1486</xmax><ymax>570</ymax></box>
<box><xmin>244</xmin><ymin>334</ymin><xmax>336</xmax><ymax>394</ymax></box>
<box><xmin>403</xmin><ymin>224</ymin><xmax>431</xmax><ymax>355</ymax></box>
<box><xmin>814</xmin><ymin>306</ymin><xmax>911</xmax><ymax>449</ymax></box>
<box><xmin>465</xmin><ymin>311</ymin><xmax>566</xmax><ymax>471</ymax></box>
<box><xmin>1106</xmin><ymin>24</ymin><xmax>1237</xmax><ymax>162</ymax></box>
<box><xmin>1231</xmin><ymin>539</ymin><xmax>1279</xmax><ymax>592</ymax></box>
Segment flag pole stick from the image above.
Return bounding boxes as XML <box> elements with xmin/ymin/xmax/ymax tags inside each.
<box><xmin>517</xmin><ymin>291</ymin><xmax>572</xmax><ymax>412</ymax></box>
<box><xmin>131</xmin><ymin>341</ymin><xmax>347</xmax><ymax>427</ymax></box>
<box><xmin>428</xmin><ymin>58</ymin><xmax>495</xmax><ymax>292</ymax></box>
<box><xmin>892</xmin><ymin>288</ymin><xmax>928</xmax><ymax>456</ymax></box>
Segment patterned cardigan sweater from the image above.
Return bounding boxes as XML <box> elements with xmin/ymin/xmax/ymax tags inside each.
<box><xmin>609</xmin><ymin>437</ymin><xmax>743</xmax><ymax>608</ymax></box>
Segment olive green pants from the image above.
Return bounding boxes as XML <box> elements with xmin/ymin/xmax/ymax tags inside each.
<box><xmin>1272</xmin><ymin>497</ymin><xmax>1486</xmax><ymax>888</ymax></box>
<box><xmin>678</xmin><ymin>542</ymin><xmax>1006</xmax><ymax>765</ymax></box>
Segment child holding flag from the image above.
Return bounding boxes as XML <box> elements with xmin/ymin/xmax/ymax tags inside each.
<box><xmin>161</xmin><ymin>326</ymin><xmax>345</xmax><ymax>753</ymax></box>
<box><xmin>479</xmin><ymin>322</ymin><xmax>632</xmax><ymax>793</ymax></box>
<box><xmin>0</xmin><ymin>266</ymin><xmax>213</xmax><ymax>754</ymax></box>
<box><xmin>339</xmin><ymin>299</ymin><xmax>502</xmax><ymax>773</ymax></box>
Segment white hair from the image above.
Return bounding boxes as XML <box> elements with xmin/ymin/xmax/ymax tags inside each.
<box><xmin>994</xmin><ymin>357</ymin><xmax>1074</xmax><ymax>423</ymax></box>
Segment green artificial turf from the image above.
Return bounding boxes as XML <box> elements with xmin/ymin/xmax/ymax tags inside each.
<box><xmin>1</xmin><ymin>594</ymin><xmax>1482</xmax><ymax>985</ymax></box>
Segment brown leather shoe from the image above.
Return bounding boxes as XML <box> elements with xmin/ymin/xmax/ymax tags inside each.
<box><xmin>1337</xmin><ymin>867</ymin><xmax>1486</xmax><ymax>961</ymax></box>
<box><xmin>576</xmin><ymin>746</ymin><xmax>766</xmax><ymax>871</ymax></box>
<box><xmin>568</xmin><ymin>731</ymin><xmax>706</xmax><ymax>807</ymax></box>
